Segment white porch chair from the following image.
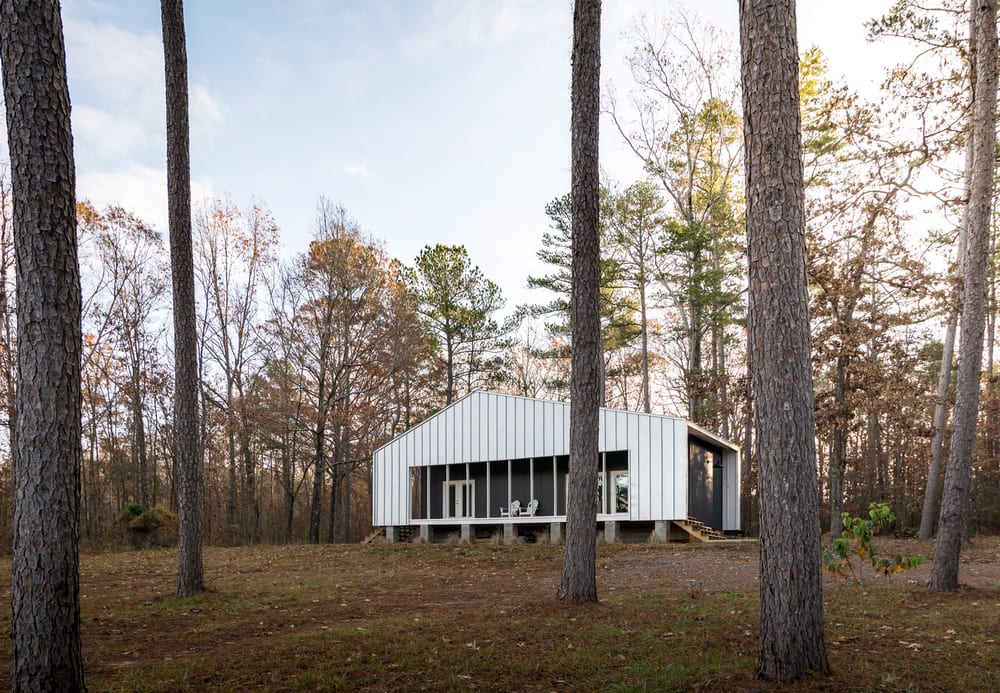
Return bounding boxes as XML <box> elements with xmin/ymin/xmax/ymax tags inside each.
<box><xmin>508</xmin><ymin>500</ymin><xmax>521</xmax><ymax>517</ymax></box>
<box><xmin>522</xmin><ymin>499</ymin><xmax>538</xmax><ymax>517</ymax></box>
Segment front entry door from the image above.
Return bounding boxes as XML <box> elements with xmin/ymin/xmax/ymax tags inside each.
<box><xmin>444</xmin><ymin>480</ymin><xmax>474</xmax><ymax>518</ymax></box>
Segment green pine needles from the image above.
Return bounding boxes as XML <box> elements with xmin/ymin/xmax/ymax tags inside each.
<box><xmin>823</xmin><ymin>502</ymin><xmax>925</xmax><ymax>591</ymax></box>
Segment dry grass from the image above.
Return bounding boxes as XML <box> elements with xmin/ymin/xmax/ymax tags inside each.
<box><xmin>0</xmin><ymin>537</ymin><xmax>997</xmax><ymax>691</ymax></box>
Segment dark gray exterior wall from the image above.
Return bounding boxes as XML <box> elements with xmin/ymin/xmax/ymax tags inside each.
<box><xmin>470</xmin><ymin>462</ymin><xmax>488</xmax><ymax>518</ymax></box>
<box><xmin>419</xmin><ymin>452</ymin><xmax>633</xmax><ymax>520</ymax></box>
<box><xmin>489</xmin><ymin>461</ymin><xmax>508</xmax><ymax>517</ymax></box>
<box><xmin>688</xmin><ymin>438</ymin><xmax>724</xmax><ymax>529</ymax></box>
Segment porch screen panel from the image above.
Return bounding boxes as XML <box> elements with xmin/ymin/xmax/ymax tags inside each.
<box><xmin>489</xmin><ymin>462</ymin><xmax>508</xmax><ymax>517</ymax></box>
<box><xmin>533</xmin><ymin>460</ymin><xmax>555</xmax><ymax>516</ymax></box>
<box><xmin>471</xmin><ymin>462</ymin><xmax>488</xmax><ymax>518</ymax></box>
<box><xmin>510</xmin><ymin>459</ymin><xmax>531</xmax><ymax>508</ymax></box>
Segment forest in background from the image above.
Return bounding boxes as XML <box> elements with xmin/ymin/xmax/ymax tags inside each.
<box><xmin>0</xmin><ymin>0</ymin><xmax>997</xmax><ymax>548</ymax></box>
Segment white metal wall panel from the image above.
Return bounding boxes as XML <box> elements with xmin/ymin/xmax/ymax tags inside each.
<box><xmin>542</xmin><ymin>401</ymin><xmax>552</xmax><ymax>456</ymax></box>
<box><xmin>648</xmin><ymin>415</ymin><xmax>663</xmax><ymax>520</ymax></box>
<box><xmin>534</xmin><ymin>400</ymin><xmax>547</xmax><ymax>455</ymax></box>
<box><xmin>552</xmin><ymin>400</ymin><xmax>569</xmax><ymax>455</ymax></box>
<box><xmin>674</xmin><ymin>420</ymin><xmax>688</xmax><ymax>520</ymax></box>
<box><xmin>393</xmin><ymin>444</ymin><xmax>413</xmax><ymax>525</ymax></box>
<box><xmin>723</xmin><ymin>449</ymin><xmax>740</xmax><ymax>530</ymax></box>
<box><xmin>631</xmin><ymin>414</ymin><xmax>646</xmax><ymax>520</ymax></box>
<box><xmin>616</xmin><ymin>411</ymin><xmax>630</xmax><ymax>450</ymax></box>
<box><xmin>370</xmin><ymin>390</ymin><xmax>741</xmax><ymax>529</ymax></box>
<box><xmin>660</xmin><ymin>417</ymin><xmax>674</xmax><ymax>519</ymax></box>
<box><xmin>504</xmin><ymin>395</ymin><xmax>515</xmax><ymax>457</ymax></box>
<box><xmin>516</xmin><ymin>397</ymin><xmax>527</xmax><ymax>458</ymax></box>
<box><xmin>485</xmin><ymin>393</ymin><xmax>496</xmax><ymax>461</ymax></box>
<box><xmin>372</xmin><ymin>453</ymin><xmax>380</xmax><ymax>525</ymax></box>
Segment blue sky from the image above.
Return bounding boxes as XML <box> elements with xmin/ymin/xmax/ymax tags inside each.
<box><xmin>12</xmin><ymin>0</ymin><xmax>895</xmax><ymax>311</ymax></box>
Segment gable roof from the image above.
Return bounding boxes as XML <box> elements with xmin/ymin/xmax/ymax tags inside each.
<box><xmin>374</xmin><ymin>390</ymin><xmax>737</xmax><ymax>467</ymax></box>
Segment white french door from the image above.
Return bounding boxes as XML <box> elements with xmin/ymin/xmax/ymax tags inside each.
<box><xmin>444</xmin><ymin>479</ymin><xmax>475</xmax><ymax>518</ymax></box>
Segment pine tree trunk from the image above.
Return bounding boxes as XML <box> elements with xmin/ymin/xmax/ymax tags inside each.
<box><xmin>929</xmin><ymin>0</ymin><xmax>997</xmax><ymax>592</ymax></box>
<box><xmin>828</xmin><ymin>352</ymin><xmax>850</xmax><ymax>537</ymax></box>
<box><xmin>739</xmin><ymin>0</ymin><xmax>830</xmax><ymax>680</ymax></box>
<box><xmin>161</xmin><ymin>0</ymin><xmax>204</xmax><ymax>597</ymax></box>
<box><xmin>558</xmin><ymin>0</ymin><xmax>601</xmax><ymax>604</ymax></box>
<box><xmin>639</xmin><ymin>279</ymin><xmax>651</xmax><ymax>413</ymax></box>
<box><xmin>310</xmin><ymin>417</ymin><xmax>325</xmax><ymax>544</ymax></box>
<box><xmin>920</xmin><ymin>104</ymin><xmax>974</xmax><ymax>540</ymax></box>
<box><xmin>1</xmin><ymin>0</ymin><xmax>86</xmax><ymax>688</ymax></box>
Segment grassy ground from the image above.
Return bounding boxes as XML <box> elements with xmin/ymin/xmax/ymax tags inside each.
<box><xmin>0</xmin><ymin>537</ymin><xmax>997</xmax><ymax>691</ymax></box>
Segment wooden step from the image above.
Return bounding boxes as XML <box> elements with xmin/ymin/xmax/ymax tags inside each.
<box><xmin>673</xmin><ymin>518</ymin><xmax>726</xmax><ymax>542</ymax></box>
<box><xmin>362</xmin><ymin>526</ymin><xmax>420</xmax><ymax>543</ymax></box>
<box><xmin>362</xmin><ymin>527</ymin><xmax>385</xmax><ymax>544</ymax></box>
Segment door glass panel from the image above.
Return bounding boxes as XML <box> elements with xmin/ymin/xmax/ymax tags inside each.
<box><xmin>611</xmin><ymin>471</ymin><xmax>628</xmax><ymax>513</ymax></box>
<box><xmin>443</xmin><ymin>480</ymin><xmax>474</xmax><ymax>518</ymax></box>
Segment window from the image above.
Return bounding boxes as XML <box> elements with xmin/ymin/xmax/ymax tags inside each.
<box><xmin>443</xmin><ymin>479</ymin><xmax>475</xmax><ymax>518</ymax></box>
<box><xmin>610</xmin><ymin>470</ymin><xmax>628</xmax><ymax>513</ymax></box>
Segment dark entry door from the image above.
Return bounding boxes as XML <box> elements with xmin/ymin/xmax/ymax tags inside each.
<box><xmin>688</xmin><ymin>439</ymin><xmax>724</xmax><ymax>529</ymax></box>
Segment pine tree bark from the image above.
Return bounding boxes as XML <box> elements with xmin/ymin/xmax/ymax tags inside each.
<box><xmin>920</xmin><ymin>33</ymin><xmax>974</xmax><ymax>539</ymax></box>
<box><xmin>929</xmin><ymin>0</ymin><xmax>997</xmax><ymax>592</ymax></box>
<box><xmin>161</xmin><ymin>0</ymin><xmax>204</xmax><ymax>597</ymax></box>
<box><xmin>558</xmin><ymin>0</ymin><xmax>601</xmax><ymax>603</ymax></box>
<box><xmin>739</xmin><ymin>0</ymin><xmax>830</xmax><ymax>681</ymax></box>
<box><xmin>0</xmin><ymin>0</ymin><xmax>86</xmax><ymax>688</ymax></box>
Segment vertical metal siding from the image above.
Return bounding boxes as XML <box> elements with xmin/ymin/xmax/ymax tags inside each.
<box><xmin>372</xmin><ymin>452</ymin><xmax>380</xmax><ymax>525</ymax></box>
<box><xmin>616</xmin><ymin>411</ymin><xmax>629</xmax><ymax>449</ymax></box>
<box><xmin>648</xmin><ymin>416</ymin><xmax>663</xmax><ymax>520</ymax></box>
<box><xmin>555</xmin><ymin>403</ymin><xmax>567</xmax><ymax>453</ymax></box>
<box><xmin>627</xmin><ymin>413</ymin><xmax>640</xmax><ymax>520</ymax></box>
<box><xmin>598</xmin><ymin>409</ymin><xmax>608</xmax><ymax>450</ymax></box>
<box><xmin>723</xmin><ymin>449</ymin><xmax>740</xmax><ymax>530</ymax></box>
<box><xmin>674</xmin><ymin>420</ymin><xmax>688</xmax><ymax>519</ymax></box>
<box><xmin>370</xmin><ymin>391</ymin><xmax>737</xmax><ymax>529</ymax></box>
<box><xmin>540</xmin><ymin>402</ymin><xmax>549</xmax><ymax>457</ymax></box>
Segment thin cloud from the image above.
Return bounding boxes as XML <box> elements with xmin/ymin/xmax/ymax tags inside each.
<box><xmin>344</xmin><ymin>162</ymin><xmax>376</xmax><ymax>180</ymax></box>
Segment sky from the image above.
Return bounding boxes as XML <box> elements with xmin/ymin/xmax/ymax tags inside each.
<box><xmin>5</xmin><ymin>0</ymin><xmax>899</xmax><ymax>312</ymax></box>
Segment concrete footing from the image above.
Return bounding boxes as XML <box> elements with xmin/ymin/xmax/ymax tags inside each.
<box><xmin>503</xmin><ymin>523</ymin><xmax>517</xmax><ymax>544</ymax></box>
<box><xmin>653</xmin><ymin>520</ymin><xmax>669</xmax><ymax>543</ymax></box>
<box><xmin>549</xmin><ymin>522</ymin><xmax>563</xmax><ymax>544</ymax></box>
<box><xmin>419</xmin><ymin>525</ymin><xmax>432</xmax><ymax>543</ymax></box>
<box><xmin>604</xmin><ymin>520</ymin><xmax>619</xmax><ymax>543</ymax></box>
<box><xmin>385</xmin><ymin>526</ymin><xmax>399</xmax><ymax>543</ymax></box>
<box><xmin>460</xmin><ymin>524</ymin><xmax>472</xmax><ymax>543</ymax></box>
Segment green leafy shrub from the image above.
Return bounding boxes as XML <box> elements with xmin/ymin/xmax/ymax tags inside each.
<box><xmin>123</xmin><ymin>502</ymin><xmax>146</xmax><ymax>518</ymax></box>
<box><xmin>823</xmin><ymin>502</ymin><xmax>924</xmax><ymax>591</ymax></box>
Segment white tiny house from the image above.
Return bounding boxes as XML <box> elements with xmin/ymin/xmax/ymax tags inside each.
<box><xmin>371</xmin><ymin>391</ymin><xmax>740</xmax><ymax>542</ymax></box>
